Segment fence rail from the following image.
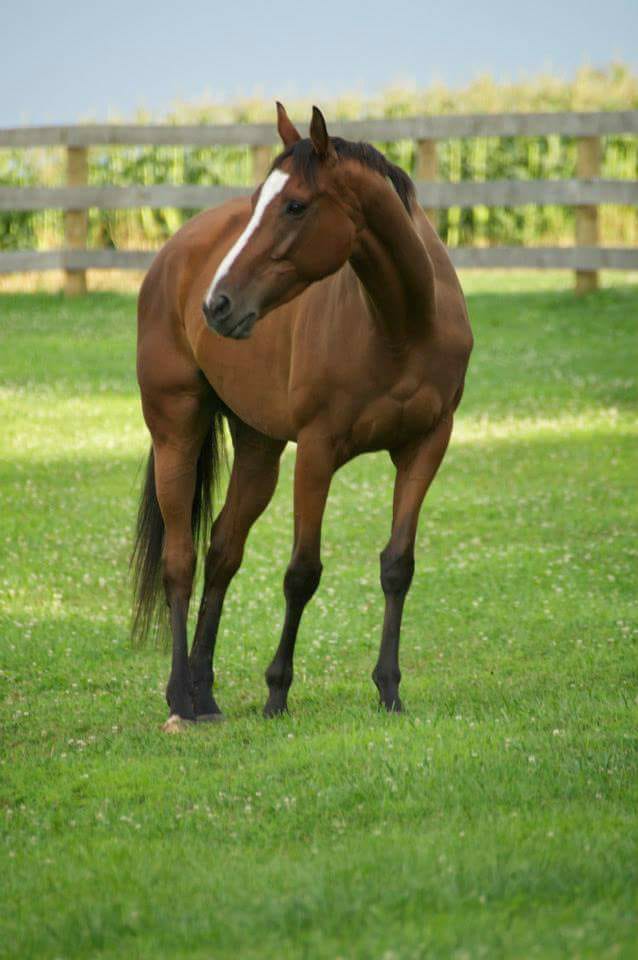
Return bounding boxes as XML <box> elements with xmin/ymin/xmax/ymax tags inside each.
<box><xmin>1</xmin><ymin>111</ymin><xmax>637</xmax><ymax>294</ymax></box>
<box><xmin>2</xmin><ymin>111</ymin><xmax>637</xmax><ymax>148</ymax></box>
<box><xmin>2</xmin><ymin>179</ymin><xmax>638</xmax><ymax>213</ymax></box>
<box><xmin>1</xmin><ymin>246</ymin><xmax>634</xmax><ymax>275</ymax></box>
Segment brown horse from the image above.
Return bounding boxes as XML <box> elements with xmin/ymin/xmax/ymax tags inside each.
<box><xmin>132</xmin><ymin>104</ymin><xmax>472</xmax><ymax>732</ymax></box>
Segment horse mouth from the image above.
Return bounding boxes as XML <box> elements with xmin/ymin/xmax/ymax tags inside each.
<box><xmin>226</xmin><ymin>311</ymin><xmax>258</xmax><ymax>339</ymax></box>
<box><xmin>204</xmin><ymin>306</ymin><xmax>258</xmax><ymax>340</ymax></box>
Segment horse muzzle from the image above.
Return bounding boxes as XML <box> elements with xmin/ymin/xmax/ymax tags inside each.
<box><xmin>202</xmin><ymin>293</ymin><xmax>258</xmax><ymax>340</ymax></box>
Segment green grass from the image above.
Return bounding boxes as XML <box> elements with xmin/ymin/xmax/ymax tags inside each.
<box><xmin>1</xmin><ymin>272</ymin><xmax>636</xmax><ymax>959</ymax></box>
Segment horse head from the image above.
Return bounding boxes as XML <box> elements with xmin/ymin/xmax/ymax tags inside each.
<box><xmin>202</xmin><ymin>103</ymin><xmax>357</xmax><ymax>339</ymax></box>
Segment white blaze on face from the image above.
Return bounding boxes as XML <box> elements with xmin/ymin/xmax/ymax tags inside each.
<box><xmin>205</xmin><ymin>169</ymin><xmax>289</xmax><ymax>304</ymax></box>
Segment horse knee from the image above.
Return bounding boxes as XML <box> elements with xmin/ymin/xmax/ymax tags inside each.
<box><xmin>284</xmin><ymin>556</ymin><xmax>322</xmax><ymax>607</ymax></box>
<box><xmin>380</xmin><ymin>545</ymin><xmax>414</xmax><ymax>596</ymax></box>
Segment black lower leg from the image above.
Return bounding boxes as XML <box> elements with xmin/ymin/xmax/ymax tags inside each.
<box><xmin>264</xmin><ymin>559</ymin><xmax>322</xmax><ymax>716</ymax></box>
<box><xmin>263</xmin><ymin>610</ymin><xmax>300</xmax><ymax>717</ymax></box>
<box><xmin>189</xmin><ymin>586</ymin><xmax>225</xmax><ymax>717</ymax></box>
<box><xmin>373</xmin><ymin>594</ymin><xmax>405</xmax><ymax>711</ymax></box>
<box><xmin>166</xmin><ymin>598</ymin><xmax>195</xmax><ymax>720</ymax></box>
<box><xmin>373</xmin><ymin>546</ymin><xmax>414</xmax><ymax>712</ymax></box>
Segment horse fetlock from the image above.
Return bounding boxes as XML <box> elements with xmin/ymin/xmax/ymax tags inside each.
<box><xmin>372</xmin><ymin>664</ymin><xmax>401</xmax><ymax>688</ymax></box>
<box><xmin>372</xmin><ymin>665</ymin><xmax>402</xmax><ymax>710</ymax></box>
<box><xmin>165</xmin><ymin>680</ymin><xmax>196</xmax><ymax>721</ymax></box>
<box><xmin>265</xmin><ymin>662</ymin><xmax>293</xmax><ymax>692</ymax></box>
<box><xmin>191</xmin><ymin>677</ymin><xmax>222</xmax><ymax>718</ymax></box>
<box><xmin>264</xmin><ymin>660</ymin><xmax>293</xmax><ymax>716</ymax></box>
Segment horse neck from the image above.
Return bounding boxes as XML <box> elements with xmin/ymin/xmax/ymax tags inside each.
<box><xmin>345</xmin><ymin>166</ymin><xmax>435</xmax><ymax>343</ymax></box>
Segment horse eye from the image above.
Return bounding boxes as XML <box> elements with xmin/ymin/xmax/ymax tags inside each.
<box><xmin>285</xmin><ymin>200</ymin><xmax>307</xmax><ymax>217</ymax></box>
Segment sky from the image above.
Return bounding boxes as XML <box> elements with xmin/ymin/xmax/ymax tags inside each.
<box><xmin>1</xmin><ymin>0</ymin><xmax>636</xmax><ymax>126</ymax></box>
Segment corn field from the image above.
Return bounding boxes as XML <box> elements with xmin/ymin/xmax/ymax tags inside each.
<box><xmin>1</xmin><ymin>64</ymin><xmax>636</xmax><ymax>253</ymax></box>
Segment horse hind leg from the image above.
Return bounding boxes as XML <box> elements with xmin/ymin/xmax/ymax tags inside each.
<box><xmin>189</xmin><ymin>421</ymin><xmax>285</xmax><ymax>720</ymax></box>
<box><xmin>141</xmin><ymin>389</ymin><xmax>214</xmax><ymax>731</ymax></box>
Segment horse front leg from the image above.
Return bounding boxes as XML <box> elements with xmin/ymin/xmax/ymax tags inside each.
<box><xmin>189</xmin><ymin>423</ymin><xmax>285</xmax><ymax>720</ymax></box>
<box><xmin>374</xmin><ymin>416</ymin><xmax>454</xmax><ymax>711</ymax></box>
<box><xmin>264</xmin><ymin>435</ymin><xmax>334</xmax><ymax>717</ymax></box>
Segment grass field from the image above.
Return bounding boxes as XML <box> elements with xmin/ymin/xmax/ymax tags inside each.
<box><xmin>1</xmin><ymin>272</ymin><xmax>636</xmax><ymax>959</ymax></box>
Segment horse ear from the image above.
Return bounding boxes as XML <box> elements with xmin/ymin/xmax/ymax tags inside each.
<box><xmin>309</xmin><ymin>106</ymin><xmax>332</xmax><ymax>160</ymax></box>
<box><xmin>276</xmin><ymin>101</ymin><xmax>301</xmax><ymax>148</ymax></box>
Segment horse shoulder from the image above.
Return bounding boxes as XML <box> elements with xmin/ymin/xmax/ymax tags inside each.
<box><xmin>137</xmin><ymin>200</ymin><xmax>253</xmax><ymax>397</ymax></box>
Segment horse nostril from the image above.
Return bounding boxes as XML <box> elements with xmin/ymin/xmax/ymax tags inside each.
<box><xmin>202</xmin><ymin>294</ymin><xmax>232</xmax><ymax>328</ymax></box>
<box><xmin>212</xmin><ymin>293</ymin><xmax>231</xmax><ymax>320</ymax></box>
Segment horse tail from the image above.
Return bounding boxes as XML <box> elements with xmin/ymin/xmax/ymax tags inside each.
<box><xmin>130</xmin><ymin>409</ymin><xmax>227</xmax><ymax>646</ymax></box>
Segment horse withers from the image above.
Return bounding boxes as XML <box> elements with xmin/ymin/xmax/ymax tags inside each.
<box><xmin>132</xmin><ymin>103</ymin><xmax>473</xmax><ymax>731</ymax></box>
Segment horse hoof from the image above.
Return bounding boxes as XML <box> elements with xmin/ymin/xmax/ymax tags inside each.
<box><xmin>162</xmin><ymin>714</ymin><xmax>195</xmax><ymax>734</ymax></box>
<box><xmin>383</xmin><ymin>700</ymin><xmax>403</xmax><ymax>714</ymax></box>
<box><xmin>377</xmin><ymin>697</ymin><xmax>403</xmax><ymax>713</ymax></box>
<box><xmin>196</xmin><ymin>713</ymin><xmax>225</xmax><ymax>723</ymax></box>
<box><xmin>263</xmin><ymin>700</ymin><xmax>288</xmax><ymax>718</ymax></box>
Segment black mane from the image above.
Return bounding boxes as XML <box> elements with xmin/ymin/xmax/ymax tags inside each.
<box><xmin>272</xmin><ymin>137</ymin><xmax>416</xmax><ymax>214</ymax></box>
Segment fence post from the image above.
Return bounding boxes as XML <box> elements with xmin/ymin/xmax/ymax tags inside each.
<box><xmin>575</xmin><ymin>136</ymin><xmax>601</xmax><ymax>295</ymax></box>
<box><xmin>64</xmin><ymin>146</ymin><xmax>88</xmax><ymax>296</ymax></box>
<box><xmin>252</xmin><ymin>145</ymin><xmax>272</xmax><ymax>185</ymax></box>
<box><xmin>415</xmin><ymin>138</ymin><xmax>437</xmax><ymax>228</ymax></box>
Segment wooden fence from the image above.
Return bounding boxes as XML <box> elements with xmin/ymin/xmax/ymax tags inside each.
<box><xmin>1</xmin><ymin>110</ymin><xmax>637</xmax><ymax>295</ymax></box>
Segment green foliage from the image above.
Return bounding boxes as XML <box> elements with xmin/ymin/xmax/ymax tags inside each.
<box><xmin>0</xmin><ymin>274</ymin><xmax>637</xmax><ymax>958</ymax></box>
<box><xmin>1</xmin><ymin>64</ymin><xmax>637</xmax><ymax>253</ymax></box>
